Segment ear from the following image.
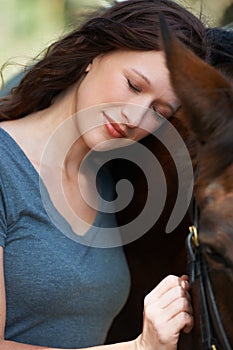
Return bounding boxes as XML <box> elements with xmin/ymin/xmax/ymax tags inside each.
<box><xmin>159</xmin><ymin>15</ymin><xmax>233</xmax><ymax>145</ymax></box>
<box><xmin>85</xmin><ymin>63</ymin><xmax>92</xmax><ymax>73</ymax></box>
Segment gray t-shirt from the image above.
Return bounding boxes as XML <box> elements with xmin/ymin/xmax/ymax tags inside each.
<box><xmin>0</xmin><ymin>128</ymin><xmax>130</xmax><ymax>348</ymax></box>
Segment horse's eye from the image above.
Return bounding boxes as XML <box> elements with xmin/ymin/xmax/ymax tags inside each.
<box><xmin>205</xmin><ymin>247</ymin><xmax>224</xmax><ymax>264</ymax></box>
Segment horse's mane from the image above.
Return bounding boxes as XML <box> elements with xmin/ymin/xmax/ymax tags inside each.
<box><xmin>197</xmin><ymin>28</ymin><xmax>233</xmax><ymax>183</ymax></box>
<box><xmin>206</xmin><ymin>27</ymin><xmax>233</xmax><ymax>80</ymax></box>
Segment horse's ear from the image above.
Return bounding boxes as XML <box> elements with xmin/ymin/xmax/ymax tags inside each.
<box><xmin>159</xmin><ymin>16</ymin><xmax>233</xmax><ymax>145</ymax></box>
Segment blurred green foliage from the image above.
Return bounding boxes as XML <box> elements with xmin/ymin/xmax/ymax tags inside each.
<box><xmin>0</xmin><ymin>0</ymin><xmax>112</xmax><ymax>82</ymax></box>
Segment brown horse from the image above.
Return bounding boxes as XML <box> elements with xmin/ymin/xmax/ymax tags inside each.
<box><xmin>107</xmin><ymin>25</ymin><xmax>233</xmax><ymax>350</ymax></box>
<box><xmin>159</xmin><ymin>18</ymin><xmax>233</xmax><ymax>349</ymax></box>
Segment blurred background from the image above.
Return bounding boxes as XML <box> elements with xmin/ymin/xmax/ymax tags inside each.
<box><xmin>0</xmin><ymin>0</ymin><xmax>233</xmax><ymax>84</ymax></box>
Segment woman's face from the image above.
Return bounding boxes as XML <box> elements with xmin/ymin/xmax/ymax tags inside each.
<box><xmin>75</xmin><ymin>49</ymin><xmax>180</xmax><ymax>151</ymax></box>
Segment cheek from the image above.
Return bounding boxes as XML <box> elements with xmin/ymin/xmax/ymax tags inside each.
<box><xmin>77</xmin><ymin>79</ymin><xmax>127</xmax><ymax>110</ymax></box>
<box><xmin>96</xmin><ymin>74</ymin><xmax>127</xmax><ymax>103</ymax></box>
<box><xmin>91</xmin><ymin>66</ymin><xmax>128</xmax><ymax>102</ymax></box>
<box><xmin>76</xmin><ymin>81</ymin><xmax>102</xmax><ymax>109</ymax></box>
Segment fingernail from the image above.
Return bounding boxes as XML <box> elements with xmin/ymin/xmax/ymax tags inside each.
<box><xmin>181</xmin><ymin>280</ymin><xmax>186</xmax><ymax>289</ymax></box>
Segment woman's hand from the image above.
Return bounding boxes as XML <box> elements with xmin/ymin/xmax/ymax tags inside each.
<box><xmin>135</xmin><ymin>275</ymin><xmax>193</xmax><ymax>350</ymax></box>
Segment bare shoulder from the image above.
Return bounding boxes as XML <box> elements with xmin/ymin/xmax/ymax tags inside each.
<box><xmin>0</xmin><ymin>118</ymin><xmax>33</xmax><ymax>149</ymax></box>
<box><xmin>0</xmin><ymin>120</ymin><xmax>23</xmax><ymax>143</ymax></box>
<box><xmin>0</xmin><ymin>119</ymin><xmax>22</xmax><ymax>133</ymax></box>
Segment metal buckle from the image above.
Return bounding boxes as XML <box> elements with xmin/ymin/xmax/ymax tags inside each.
<box><xmin>189</xmin><ymin>225</ymin><xmax>199</xmax><ymax>247</ymax></box>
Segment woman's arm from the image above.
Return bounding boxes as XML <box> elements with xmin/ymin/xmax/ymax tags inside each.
<box><xmin>0</xmin><ymin>247</ymin><xmax>192</xmax><ymax>350</ymax></box>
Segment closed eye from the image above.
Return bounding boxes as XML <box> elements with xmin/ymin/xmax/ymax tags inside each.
<box><xmin>127</xmin><ymin>79</ymin><xmax>141</xmax><ymax>93</ymax></box>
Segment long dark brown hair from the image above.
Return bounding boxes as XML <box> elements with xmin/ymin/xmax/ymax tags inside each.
<box><xmin>0</xmin><ymin>0</ymin><xmax>208</xmax><ymax>121</ymax></box>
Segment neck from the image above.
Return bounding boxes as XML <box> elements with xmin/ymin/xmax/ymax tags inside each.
<box><xmin>12</xmin><ymin>83</ymin><xmax>90</xmax><ymax>176</ymax></box>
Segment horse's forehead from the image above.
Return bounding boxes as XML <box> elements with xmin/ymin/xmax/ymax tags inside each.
<box><xmin>205</xmin><ymin>181</ymin><xmax>225</xmax><ymax>198</ymax></box>
<box><xmin>201</xmin><ymin>179</ymin><xmax>231</xmax><ymax>205</ymax></box>
<box><xmin>200</xmin><ymin>196</ymin><xmax>233</xmax><ymax>253</ymax></box>
<box><xmin>199</xmin><ymin>162</ymin><xmax>233</xmax><ymax>197</ymax></box>
<box><xmin>198</xmin><ymin>172</ymin><xmax>233</xmax><ymax>233</ymax></box>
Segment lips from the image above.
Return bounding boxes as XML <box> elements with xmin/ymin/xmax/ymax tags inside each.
<box><xmin>103</xmin><ymin>112</ymin><xmax>127</xmax><ymax>138</ymax></box>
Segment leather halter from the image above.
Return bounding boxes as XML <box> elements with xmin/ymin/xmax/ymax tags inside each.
<box><xmin>186</xmin><ymin>201</ymin><xmax>231</xmax><ymax>350</ymax></box>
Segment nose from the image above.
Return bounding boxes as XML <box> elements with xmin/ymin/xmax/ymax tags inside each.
<box><xmin>122</xmin><ymin>101</ymin><xmax>152</xmax><ymax>128</ymax></box>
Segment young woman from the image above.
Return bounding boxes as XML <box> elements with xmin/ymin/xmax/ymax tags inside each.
<box><xmin>0</xmin><ymin>1</ymin><xmax>208</xmax><ymax>349</ymax></box>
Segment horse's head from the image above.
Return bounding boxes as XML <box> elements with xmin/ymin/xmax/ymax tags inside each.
<box><xmin>160</xmin><ymin>18</ymin><xmax>233</xmax><ymax>348</ymax></box>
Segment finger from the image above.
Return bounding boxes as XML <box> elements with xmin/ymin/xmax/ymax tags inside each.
<box><xmin>180</xmin><ymin>274</ymin><xmax>189</xmax><ymax>281</ymax></box>
<box><xmin>185</xmin><ymin>290</ymin><xmax>191</xmax><ymax>302</ymax></box>
<box><xmin>180</xmin><ymin>276</ymin><xmax>190</xmax><ymax>291</ymax></box>
<box><xmin>168</xmin><ymin>311</ymin><xmax>194</xmax><ymax>335</ymax></box>
<box><xmin>183</xmin><ymin>321</ymin><xmax>194</xmax><ymax>334</ymax></box>
<box><xmin>157</xmin><ymin>285</ymin><xmax>191</xmax><ymax>309</ymax></box>
<box><xmin>147</xmin><ymin>296</ymin><xmax>193</xmax><ymax>326</ymax></box>
<box><xmin>146</xmin><ymin>275</ymin><xmax>181</xmax><ymax>301</ymax></box>
<box><xmin>166</xmin><ymin>297</ymin><xmax>193</xmax><ymax>320</ymax></box>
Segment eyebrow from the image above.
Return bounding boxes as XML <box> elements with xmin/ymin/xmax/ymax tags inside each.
<box><xmin>131</xmin><ymin>68</ymin><xmax>151</xmax><ymax>86</ymax></box>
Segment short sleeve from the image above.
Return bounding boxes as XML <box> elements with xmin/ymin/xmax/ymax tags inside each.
<box><xmin>0</xmin><ymin>176</ymin><xmax>7</xmax><ymax>247</ymax></box>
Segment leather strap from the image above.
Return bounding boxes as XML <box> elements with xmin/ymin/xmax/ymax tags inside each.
<box><xmin>186</xmin><ymin>230</ymin><xmax>231</xmax><ymax>350</ymax></box>
<box><xmin>202</xmin><ymin>253</ymin><xmax>232</xmax><ymax>350</ymax></box>
<box><xmin>186</xmin><ymin>232</ymin><xmax>215</xmax><ymax>349</ymax></box>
